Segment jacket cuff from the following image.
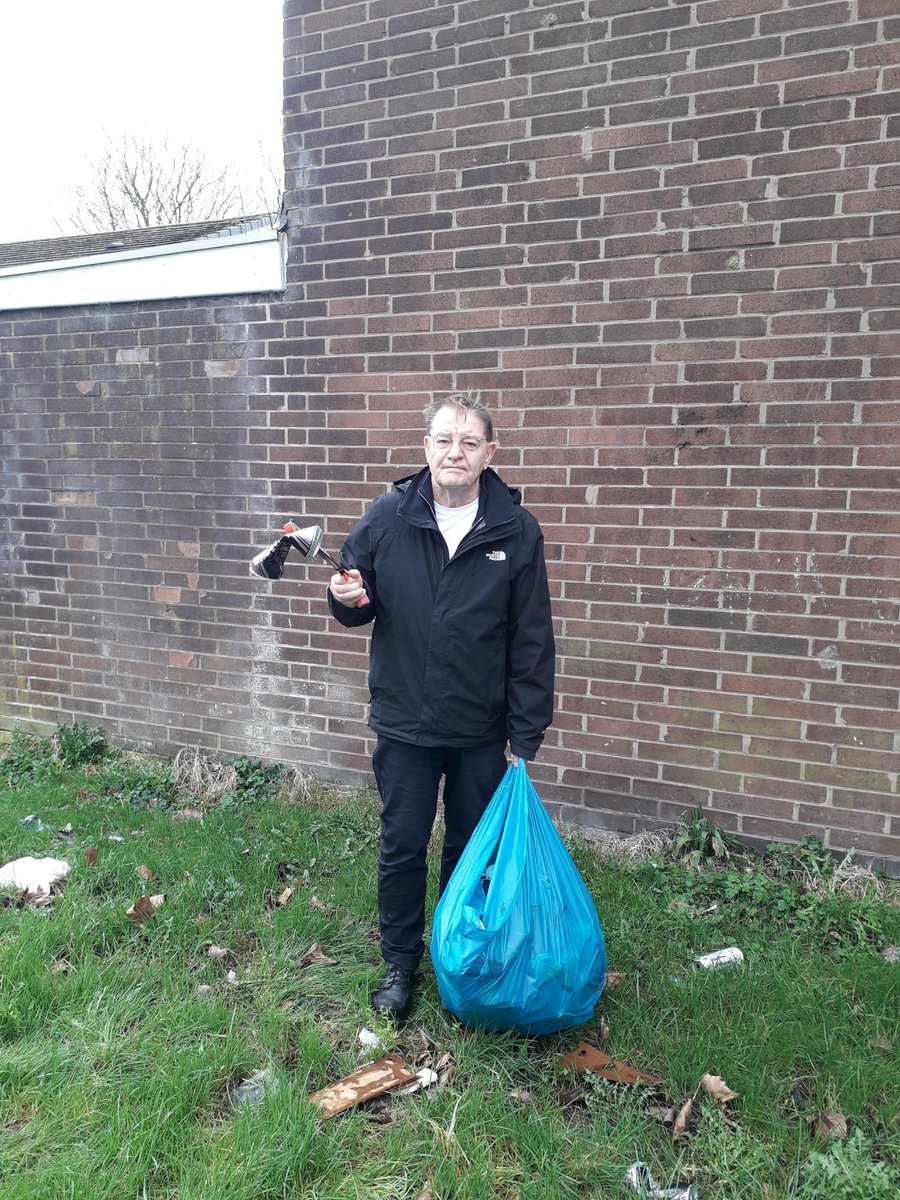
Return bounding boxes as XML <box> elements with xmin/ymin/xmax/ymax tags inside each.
<box><xmin>327</xmin><ymin>590</ymin><xmax>373</xmax><ymax>627</ymax></box>
<box><xmin>509</xmin><ymin>737</ymin><xmax>540</xmax><ymax>761</ymax></box>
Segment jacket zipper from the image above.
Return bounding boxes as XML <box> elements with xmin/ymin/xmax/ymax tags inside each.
<box><xmin>416</xmin><ymin>486</ymin><xmax>516</xmax><ymax>567</ymax></box>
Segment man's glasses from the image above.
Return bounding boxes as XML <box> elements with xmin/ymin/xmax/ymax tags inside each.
<box><xmin>430</xmin><ymin>434</ymin><xmax>486</xmax><ymax>453</ymax></box>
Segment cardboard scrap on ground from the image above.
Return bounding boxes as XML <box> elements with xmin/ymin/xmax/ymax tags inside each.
<box><xmin>308</xmin><ymin>1054</ymin><xmax>417</xmax><ymax>1120</ymax></box>
<box><xmin>559</xmin><ymin>1042</ymin><xmax>660</xmax><ymax>1086</ymax></box>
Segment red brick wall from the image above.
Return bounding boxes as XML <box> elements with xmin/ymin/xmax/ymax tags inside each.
<box><xmin>2</xmin><ymin>0</ymin><xmax>898</xmax><ymax>872</ymax></box>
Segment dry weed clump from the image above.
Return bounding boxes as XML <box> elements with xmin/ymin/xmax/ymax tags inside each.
<box><xmin>278</xmin><ymin>765</ymin><xmax>314</xmax><ymax>806</ymax></box>
<box><xmin>806</xmin><ymin>856</ymin><xmax>887</xmax><ymax>902</ymax></box>
<box><xmin>573</xmin><ymin>826</ymin><xmax>673</xmax><ymax>864</ymax></box>
<box><xmin>278</xmin><ymin>764</ymin><xmax>370</xmax><ymax>810</ymax></box>
<box><xmin>172</xmin><ymin>747</ymin><xmax>238</xmax><ymax>804</ymax></box>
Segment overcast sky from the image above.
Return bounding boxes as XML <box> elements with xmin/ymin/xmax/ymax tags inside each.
<box><xmin>0</xmin><ymin>0</ymin><xmax>283</xmax><ymax>243</ymax></box>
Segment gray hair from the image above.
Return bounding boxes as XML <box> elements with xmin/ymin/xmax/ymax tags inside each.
<box><xmin>424</xmin><ymin>389</ymin><xmax>495</xmax><ymax>443</ymax></box>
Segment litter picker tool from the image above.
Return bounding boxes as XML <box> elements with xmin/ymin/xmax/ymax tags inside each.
<box><xmin>249</xmin><ymin>521</ymin><xmax>369</xmax><ymax>607</ymax></box>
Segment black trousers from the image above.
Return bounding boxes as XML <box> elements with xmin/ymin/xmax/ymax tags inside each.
<box><xmin>371</xmin><ymin>735</ymin><xmax>508</xmax><ymax>971</ymax></box>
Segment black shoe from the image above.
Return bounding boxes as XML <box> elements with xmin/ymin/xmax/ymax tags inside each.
<box><xmin>371</xmin><ymin>964</ymin><xmax>415</xmax><ymax>1021</ymax></box>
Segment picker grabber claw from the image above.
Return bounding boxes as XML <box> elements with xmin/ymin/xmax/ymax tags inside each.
<box><xmin>249</xmin><ymin>521</ymin><xmax>369</xmax><ymax>607</ymax></box>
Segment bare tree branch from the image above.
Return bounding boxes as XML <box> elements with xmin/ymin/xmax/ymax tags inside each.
<box><xmin>65</xmin><ymin>135</ymin><xmax>266</xmax><ymax>233</ymax></box>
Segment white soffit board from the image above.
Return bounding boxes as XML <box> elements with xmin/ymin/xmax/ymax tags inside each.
<box><xmin>0</xmin><ymin>228</ymin><xmax>285</xmax><ymax>311</ymax></box>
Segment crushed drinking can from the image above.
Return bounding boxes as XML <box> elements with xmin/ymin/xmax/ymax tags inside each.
<box><xmin>624</xmin><ymin>1161</ymin><xmax>698</xmax><ymax>1199</ymax></box>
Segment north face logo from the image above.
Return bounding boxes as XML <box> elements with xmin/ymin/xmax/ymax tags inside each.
<box><xmin>485</xmin><ymin>551</ymin><xmax>506</xmax><ymax>561</ymax></box>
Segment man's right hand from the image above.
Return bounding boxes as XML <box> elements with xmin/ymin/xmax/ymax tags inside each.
<box><xmin>330</xmin><ymin>568</ymin><xmax>367</xmax><ymax>608</ymax></box>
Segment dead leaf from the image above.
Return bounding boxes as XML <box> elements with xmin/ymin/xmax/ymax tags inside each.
<box><xmin>275</xmin><ymin>886</ymin><xmax>293</xmax><ymax>907</ymax></box>
<box><xmin>225</xmin><ymin>969</ymin><xmax>239</xmax><ymax>985</ymax></box>
<box><xmin>699</xmin><ymin>1073</ymin><xmax>738</xmax><ymax>1104</ymax></box>
<box><xmin>300</xmin><ymin>941</ymin><xmax>336</xmax><ymax>967</ymax></box>
<box><xmin>148</xmin><ymin>893</ymin><xmax>166</xmax><ymax>910</ymax></box>
<box><xmin>791</xmin><ymin>1077</ymin><xmax>813</xmax><ymax>1110</ymax></box>
<box><xmin>126</xmin><ymin>896</ymin><xmax>156</xmax><ymax>923</ymax></box>
<box><xmin>598</xmin><ymin>1014</ymin><xmax>610</xmax><ymax>1041</ymax></box>
<box><xmin>310</xmin><ymin>895</ymin><xmax>335</xmax><ymax>915</ymax></box>
<box><xmin>363</xmin><ymin>1095</ymin><xmax>393</xmax><ymax>1124</ymax></box>
<box><xmin>673</xmin><ymin>1095</ymin><xmax>694</xmax><ymax>1140</ymax></box>
<box><xmin>605</xmin><ymin>971</ymin><xmax>626</xmax><ymax>989</ymax></box>
<box><xmin>810</xmin><ymin>1110</ymin><xmax>848</xmax><ymax>1139</ymax></box>
<box><xmin>509</xmin><ymin>1089</ymin><xmax>531</xmax><ymax>1104</ymax></box>
<box><xmin>558</xmin><ymin>1084</ymin><xmax>586</xmax><ymax>1108</ymax></box>
<box><xmin>196</xmin><ymin>983</ymin><xmax>214</xmax><ymax>997</ymax></box>
<box><xmin>437</xmin><ymin>1064</ymin><xmax>456</xmax><ymax>1088</ymax></box>
<box><xmin>84</xmin><ymin>847</ymin><xmax>98</xmax><ymax>869</ymax></box>
<box><xmin>172</xmin><ymin>805</ymin><xmax>204</xmax><ymax>822</ymax></box>
<box><xmin>208</xmin><ymin>945</ymin><xmax>229</xmax><ymax>962</ymax></box>
<box><xmin>50</xmin><ymin>959</ymin><xmax>70</xmax><ymax>975</ymax></box>
<box><xmin>420</xmin><ymin>1031</ymin><xmax>436</xmax><ymax>1052</ymax></box>
<box><xmin>647</xmin><ymin>1104</ymin><xmax>678</xmax><ymax>1124</ymax></box>
<box><xmin>24</xmin><ymin>886</ymin><xmax>55</xmax><ymax>909</ymax></box>
<box><xmin>137</xmin><ymin>865</ymin><xmax>154</xmax><ymax>882</ymax></box>
<box><xmin>415</xmin><ymin>1185</ymin><xmax>433</xmax><ymax>1200</ymax></box>
<box><xmin>884</xmin><ymin>946</ymin><xmax>899</xmax><ymax>964</ymax></box>
<box><xmin>874</xmin><ymin>1036</ymin><xmax>891</xmax><ymax>1053</ymax></box>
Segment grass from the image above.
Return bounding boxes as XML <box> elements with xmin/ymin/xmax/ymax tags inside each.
<box><xmin>0</xmin><ymin>734</ymin><xmax>898</xmax><ymax>1199</ymax></box>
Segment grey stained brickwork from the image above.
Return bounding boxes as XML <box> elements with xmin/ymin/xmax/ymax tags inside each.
<box><xmin>2</xmin><ymin>0</ymin><xmax>899</xmax><ymax>872</ymax></box>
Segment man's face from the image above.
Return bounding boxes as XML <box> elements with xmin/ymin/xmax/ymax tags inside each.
<box><xmin>424</xmin><ymin>406</ymin><xmax>496</xmax><ymax>505</ymax></box>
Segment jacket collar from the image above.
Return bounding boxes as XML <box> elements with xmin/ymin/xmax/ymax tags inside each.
<box><xmin>395</xmin><ymin>465</ymin><xmax>521</xmax><ymax>530</ymax></box>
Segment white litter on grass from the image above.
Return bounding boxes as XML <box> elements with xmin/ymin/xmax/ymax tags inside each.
<box><xmin>228</xmin><ymin>1067</ymin><xmax>279</xmax><ymax>1110</ymax></box>
<box><xmin>358</xmin><ymin>1028</ymin><xmax>382</xmax><ymax>1049</ymax></box>
<box><xmin>0</xmin><ymin>856</ymin><xmax>70</xmax><ymax>892</ymax></box>
<box><xmin>693</xmin><ymin>946</ymin><xmax>744</xmax><ymax>970</ymax></box>
<box><xmin>399</xmin><ymin>1067</ymin><xmax>440</xmax><ymax>1095</ymax></box>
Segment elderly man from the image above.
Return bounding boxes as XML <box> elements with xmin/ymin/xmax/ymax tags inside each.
<box><xmin>328</xmin><ymin>390</ymin><xmax>556</xmax><ymax>1020</ymax></box>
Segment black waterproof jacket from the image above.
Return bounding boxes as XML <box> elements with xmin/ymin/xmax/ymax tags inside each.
<box><xmin>327</xmin><ymin>465</ymin><xmax>556</xmax><ymax>760</ymax></box>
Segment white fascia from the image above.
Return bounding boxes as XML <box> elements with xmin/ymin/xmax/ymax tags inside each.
<box><xmin>0</xmin><ymin>227</ymin><xmax>285</xmax><ymax>311</ymax></box>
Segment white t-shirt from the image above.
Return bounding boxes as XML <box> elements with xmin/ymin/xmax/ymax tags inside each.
<box><xmin>434</xmin><ymin>497</ymin><xmax>479</xmax><ymax>558</ymax></box>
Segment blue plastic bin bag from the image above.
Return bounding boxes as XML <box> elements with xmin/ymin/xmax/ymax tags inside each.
<box><xmin>431</xmin><ymin>761</ymin><xmax>606</xmax><ymax>1035</ymax></box>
